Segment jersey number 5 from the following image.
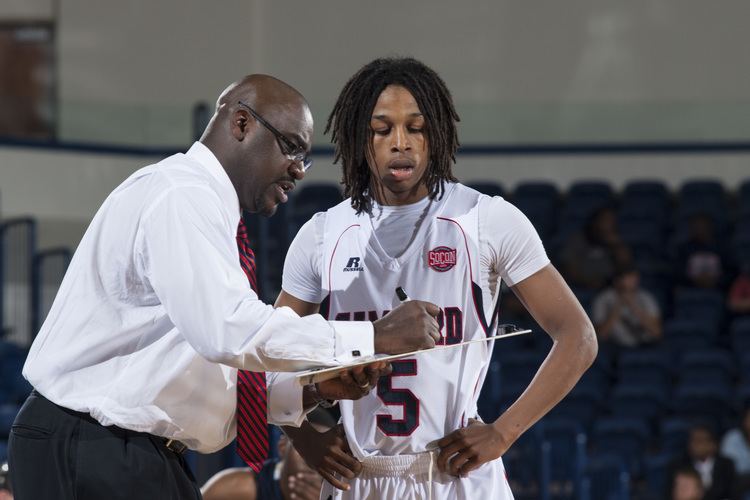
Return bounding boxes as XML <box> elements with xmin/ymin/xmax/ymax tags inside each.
<box><xmin>376</xmin><ymin>359</ymin><xmax>419</xmax><ymax>436</ymax></box>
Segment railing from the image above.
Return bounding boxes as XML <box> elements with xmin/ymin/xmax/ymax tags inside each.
<box><xmin>31</xmin><ymin>248</ymin><xmax>72</xmax><ymax>336</ymax></box>
<box><xmin>0</xmin><ymin>218</ymin><xmax>36</xmax><ymax>345</ymax></box>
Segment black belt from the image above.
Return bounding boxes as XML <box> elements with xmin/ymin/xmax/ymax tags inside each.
<box><xmin>30</xmin><ymin>389</ymin><xmax>189</xmax><ymax>455</ymax></box>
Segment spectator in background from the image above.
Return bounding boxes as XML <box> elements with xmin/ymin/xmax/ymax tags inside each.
<box><xmin>202</xmin><ymin>409</ymin><xmax>333</xmax><ymax>500</ymax></box>
<box><xmin>668</xmin><ymin>424</ymin><xmax>738</xmax><ymax>500</ymax></box>
<box><xmin>671</xmin><ymin>466</ymin><xmax>705</xmax><ymax>500</ymax></box>
<box><xmin>591</xmin><ymin>265</ymin><xmax>662</xmax><ymax>348</ymax></box>
<box><xmin>201</xmin><ymin>435</ymin><xmax>322</xmax><ymax>500</ymax></box>
<box><xmin>721</xmin><ymin>406</ymin><xmax>750</xmax><ymax>495</ymax></box>
<box><xmin>559</xmin><ymin>206</ymin><xmax>632</xmax><ymax>290</ymax></box>
<box><xmin>727</xmin><ymin>260</ymin><xmax>750</xmax><ymax>317</ymax></box>
<box><xmin>676</xmin><ymin>214</ymin><xmax>729</xmax><ymax>290</ymax></box>
<box><xmin>0</xmin><ymin>461</ymin><xmax>11</xmax><ymax>500</ymax></box>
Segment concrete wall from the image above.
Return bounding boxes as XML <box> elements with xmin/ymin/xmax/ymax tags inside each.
<box><xmin>49</xmin><ymin>0</ymin><xmax>750</xmax><ymax>145</ymax></box>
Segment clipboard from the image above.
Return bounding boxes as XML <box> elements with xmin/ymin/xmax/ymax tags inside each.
<box><xmin>295</xmin><ymin>326</ymin><xmax>531</xmax><ymax>386</ymax></box>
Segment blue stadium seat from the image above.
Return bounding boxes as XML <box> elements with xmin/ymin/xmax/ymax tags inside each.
<box><xmin>663</xmin><ymin>319</ymin><xmax>718</xmax><ymax>353</ymax></box>
<box><xmin>538</xmin><ymin>417</ymin><xmax>586</xmax><ymax>498</ymax></box>
<box><xmin>547</xmin><ymin>386</ymin><xmax>605</xmax><ymax>431</ymax></box>
<box><xmin>679</xmin><ymin>179</ymin><xmax>725</xmax><ymax>200</ymax></box>
<box><xmin>477</xmin><ymin>360</ymin><xmax>502</xmax><ymax>417</ymax></box>
<box><xmin>560</xmin><ymin>181</ymin><xmax>615</xmax><ymax>227</ymax></box>
<box><xmin>513</xmin><ymin>181</ymin><xmax>560</xmax><ymax>202</ymax></box>
<box><xmin>737</xmin><ymin>382</ymin><xmax>750</xmax><ymax>410</ymax></box>
<box><xmin>498</xmin><ymin>381</ymin><xmax>528</xmax><ymax>414</ymax></box>
<box><xmin>288</xmin><ymin>182</ymin><xmax>342</xmax><ymax>230</ymax></box>
<box><xmin>608</xmin><ymin>385</ymin><xmax>667</xmax><ymax>422</ymax></box>
<box><xmin>739</xmin><ymin>179</ymin><xmax>750</xmax><ymax>217</ymax></box>
<box><xmin>618</xmin><ymin>199</ymin><xmax>670</xmax><ymax>226</ymax></box>
<box><xmin>671</xmin><ymin>383</ymin><xmax>734</xmax><ymax>430</ymax></box>
<box><xmin>0</xmin><ymin>343</ymin><xmax>29</xmax><ymax>405</ymax></box>
<box><xmin>675</xmin><ymin>180</ymin><xmax>728</xmax><ymax>235</ymax></box>
<box><xmin>561</xmin><ymin>181</ymin><xmax>615</xmax><ymax>222</ymax></box>
<box><xmin>0</xmin><ymin>439</ymin><xmax>6</xmax><ymax>461</ymax></box>
<box><xmin>503</xmin><ymin>424</ymin><xmax>544</xmax><ymax>500</ymax></box>
<box><xmin>467</xmin><ymin>181</ymin><xmax>505</xmax><ymax>198</ymax></box>
<box><xmin>642</xmin><ymin>452</ymin><xmax>675</xmax><ymax>500</ymax></box>
<box><xmin>731</xmin><ymin>234</ymin><xmax>750</xmax><ymax>269</ymax></box>
<box><xmin>617</xmin><ymin>219</ymin><xmax>665</xmax><ymax>255</ymax></box>
<box><xmin>591</xmin><ymin>417</ymin><xmax>651</xmax><ymax>474</ymax></box>
<box><xmin>673</xmin><ymin>287</ymin><xmax>724</xmax><ymax>306</ymax></box>
<box><xmin>0</xmin><ymin>404</ymin><xmax>20</xmax><ymax>437</ymax></box>
<box><xmin>730</xmin><ymin>317</ymin><xmax>750</xmax><ymax>354</ymax></box>
<box><xmin>622</xmin><ymin>180</ymin><xmax>669</xmax><ymax>203</ymax></box>
<box><xmin>616</xmin><ymin>348</ymin><xmax>672</xmax><ymax>390</ymax></box>
<box><xmin>678</xmin><ymin>349</ymin><xmax>735</xmax><ymax>387</ymax></box>
<box><xmin>512</xmin><ymin>183</ymin><xmax>560</xmax><ymax>241</ymax></box>
<box><xmin>735</xmin><ymin>219</ymin><xmax>750</xmax><ymax>239</ymax></box>
<box><xmin>500</xmin><ymin>351</ymin><xmax>545</xmax><ymax>387</ymax></box>
<box><xmin>660</xmin><ymin>417</ymin><xmax>690</xmax><ymax>456</ymax></box>
<box><xmin>739</xmin><ymin>352</ymin><xmax>750</xmax><ymax>384</ymax></box>
<box><xmin>514</xmin><ymin>197</ymin><xmax>557</xmax><ymax>241</ymax></box>
<box><xmin>580</xmin><ymin>453</ymin><xmax>630</xmax><ymax>500</ymax></box>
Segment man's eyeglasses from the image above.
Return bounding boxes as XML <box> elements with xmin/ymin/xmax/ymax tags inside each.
<box><xmin>237</xmin><ymin>100</ymin><xmax>312</xmax><ymax>171</ymax></box>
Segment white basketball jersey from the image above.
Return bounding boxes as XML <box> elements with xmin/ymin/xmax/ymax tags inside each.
<box><xmin>319</xmin><ymin>183</ymin><xmax>500</xmax><ymax>458</ymax></box>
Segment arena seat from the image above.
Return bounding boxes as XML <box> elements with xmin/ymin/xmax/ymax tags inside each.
<box><xmin>677</xmin><ymin>349</ymin><xmax>735</xmax><ymax>387</ymax></box>
<box><xmin>659</xmin><ymin>417</ymin><xmax>690</xmax><ymax>456</ymax></box>
<box><xmin>466</xmin><ymin>181</ymin><xmax>505</xmax><ymax>198</ymax></box>
<box><xmin>538</xmin><ymin>417</ymin><xmax>586</xmax><ymax>498</ymax></box>
<box><xmin>591</xmin><ymin>417</ymin><xmax>651</xmax><ymax>475</ymax></box>
<box><xmin>608</xmin><ymin>385</ymin><xmax>667</xmax><ymax>423</ymax></box>
<box><xmin>580</xmin><ymin>453</ymin><xmax>630</xmax><ymax>500</ymax></box>
<box><xmin>671</xmin><ymin>383</ymin><xmax>734</xmax><ymax>431</ymax></box>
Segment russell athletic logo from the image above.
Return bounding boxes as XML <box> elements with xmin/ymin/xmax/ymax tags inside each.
<box><xmin>428</xmin><ymin>246</ymin><xmax>457</xmax><ymax>272</ymax></box>
<box><xmin>343</xmin><ymin>257</ymin><xmax>364</xmax><ymax>272</ymax></box>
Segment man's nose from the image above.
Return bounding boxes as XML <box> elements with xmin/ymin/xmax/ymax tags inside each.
<box><xmin>289</xmin><ymin>161</ymin><xmax>305</xmax><ymax>180</ymax></box>
<box><xmin>390</xmin><ymin>126</ymin><xmax>411</xmax><ymax>153</ymax></box>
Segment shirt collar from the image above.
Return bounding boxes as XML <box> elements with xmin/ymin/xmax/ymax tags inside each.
<box><xmin>185</xmin><ymin>141</ymin><xmax>241</xmax><ymax>217</ymax></box>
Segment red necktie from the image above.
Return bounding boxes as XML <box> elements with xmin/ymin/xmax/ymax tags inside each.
<box><xmin>235</xmin><ymin>218</ymin><xmax>268</xmax><ymax>472</ymax></box>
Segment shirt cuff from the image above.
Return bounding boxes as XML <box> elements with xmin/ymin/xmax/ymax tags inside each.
<box><xmin>266</xmin><ymin>372</ymin><xmax>308</xmax><ymax>427</ymax></box>
<box><xmin>330</xmin><ymin>321</ymin><xmax>374</xmax><ymax>363</ymax></box>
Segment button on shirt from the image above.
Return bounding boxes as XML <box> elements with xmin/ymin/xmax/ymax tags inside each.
<box><xmin>23</xmin><ymin>142</ymin><xmax>373</xmax><ymax>453</ymax></box>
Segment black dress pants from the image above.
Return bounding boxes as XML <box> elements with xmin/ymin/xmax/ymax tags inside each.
<box><xmin>8</xmin><ymin>390</ymin><xmax>202</xmax><ymax>500</ymax></box>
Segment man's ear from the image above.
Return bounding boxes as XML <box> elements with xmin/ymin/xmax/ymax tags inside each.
<box><xmin>232</xmin><ymin>110</ymin><xmax>250</xmax><ymax>141</ymax></box>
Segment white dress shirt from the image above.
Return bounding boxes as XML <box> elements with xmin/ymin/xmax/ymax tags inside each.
<box><xmin>23</xmin><ymin>142</ymin><xmax>373</xmax><ymax>453</ymax></box>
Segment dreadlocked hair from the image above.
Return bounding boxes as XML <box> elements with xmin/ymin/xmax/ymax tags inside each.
<box><xmin>325</xmin><ymin>57</ymin><xmax>460</xmax><ymax>214</ymax></box>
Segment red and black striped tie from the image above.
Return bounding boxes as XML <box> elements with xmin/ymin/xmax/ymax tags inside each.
<box><xmin>235</xmin><ymin>218</ymin><xmax>268</xmax><ymax>472</ymax></box>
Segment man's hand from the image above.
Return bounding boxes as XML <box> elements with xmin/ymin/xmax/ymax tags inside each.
<box><xmin>290</xmin><ymin>424</ymin><xmax>361</xmax><ymax>491</ymax></box>
<box><xmin>317</xmin><ymin>362</ymin><xmax>392</xmax><ymax>400</ymax></box>
<box><xmin>373</xmin><ymin>300</ymin><xmax>441</xmax><ymax>354</ymax></box>
<box><xmin>436</xmin><ymin>419</ymin><xmax>513</xmax><ymax>477</ymax></box>
<box><xmin>287</xmin><ymin>471</ymin><xmax>323</xmax><ymax>500</ymax></box>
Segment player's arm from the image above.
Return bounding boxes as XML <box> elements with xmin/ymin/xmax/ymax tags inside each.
<box><xmin>436</xmin><ymin>202</ymin><xmax>597</xmax><ymax>479</ymax></box>
<box><xmin>438</xmin><ymin>264</ymin><xmax>597</xmax><ymax>476</ymax></box>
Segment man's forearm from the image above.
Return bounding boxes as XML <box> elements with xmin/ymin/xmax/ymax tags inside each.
<box><xmin>492</xmin><ymin>324</ymin><xmax>597</xmax><ymax>441</ymax></box>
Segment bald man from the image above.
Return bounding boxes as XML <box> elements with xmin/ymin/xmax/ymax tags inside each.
<box><xmin>8</xmin><ymin>75</ymin><xmax>441</xmax><ymax>499</ymax></box>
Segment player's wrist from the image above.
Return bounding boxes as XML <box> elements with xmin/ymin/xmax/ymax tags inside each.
<box><xmin>491</xmin><ymin>416</ymin><xmax>521</xmax><ymax>448</ymax></box>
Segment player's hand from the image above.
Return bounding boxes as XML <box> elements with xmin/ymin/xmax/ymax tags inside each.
<box><xmin>318</xmin><ymin>362</ymin><xmax>392</xmax><ymax>400</ymax></box>
<box><xmin>291</xmin><ymin>424</ymin><xmax>361</xmax><ymax>491</ymax></box>
<box><xmin>287</xmin><ymin>471</ymin><xmax>324</xmax><ymax>500</ymax></box>
<box><xmin>373</xmin><ymin>300</ymin><xmax>441</xmax><ymax>354</ymax></box>
<box><xmin>436</xmin><ymin>418</ymin><xmax>512</xmax><ymax>477</ymax></box>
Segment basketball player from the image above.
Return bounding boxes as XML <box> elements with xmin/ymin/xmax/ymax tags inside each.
<box><xmin>270</xmin><ymin>58</ymin><xmax>597</xmax><ymax>499</ymax></box>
